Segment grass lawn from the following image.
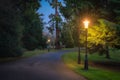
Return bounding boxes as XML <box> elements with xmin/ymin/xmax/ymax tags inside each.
<box><xmin>22</xmin><ymin>49</ymin><xmax>48</xmax><ymax>57</ymax></box>
<box><xmin>0</xmin><ymin>49</ymin><xmax>55</xmax><ymax>63</ymax></box>
<box><xmin>62</xmin><ymin>49</ymin><xmax>120</xmax><ymax>80</ymax></box>
<box><xmin>0</xmin><ymin>48</ymin><xmax>73</xmax><ymax>63</ymax></box>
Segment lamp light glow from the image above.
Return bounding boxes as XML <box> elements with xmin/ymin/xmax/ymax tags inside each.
<box><xmin>83</xmin><ymin>20</ymin><xmax>89</xmax><ymax>28</ymax></box>
<box><xmin>47</xmin><ymin>39</ymin><xmax>50</xmax><ymax>43</ymax></box>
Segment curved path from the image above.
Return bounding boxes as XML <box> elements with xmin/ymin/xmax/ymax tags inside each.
<box><xmin>0</xmin><ymin>49</ymin><xmax>86</xmax><ymax>80</ymax></box>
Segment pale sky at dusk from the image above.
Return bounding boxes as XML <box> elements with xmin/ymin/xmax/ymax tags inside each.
<box><xmin>37</xmin><ymin>0</ymin><xmax>64</xmax><ymax>32</ymax></box>
<box><xmin>37</xmin><ymin>0</ymin><xmax>54</xmax><ymax>23</ymax></box>
<box><xmin>37</xmin><ymin>0</ymin><xmax>64</xmax><ymax>23</ymax></box>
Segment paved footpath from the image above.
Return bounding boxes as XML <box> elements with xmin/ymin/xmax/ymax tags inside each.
<box><xmin>0</xmin><ymin>49</ymin><xmax>86</xmax><ymax>80</ymax></box>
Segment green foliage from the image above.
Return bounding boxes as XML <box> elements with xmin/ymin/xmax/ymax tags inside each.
<box><xmin>21</xmin><ymin>0</ymin><xmax>44</xmax><ymax>50</ymax></box>
<box><xmin>0</xmin><ymin>0</ymin><xmax>44</xmax><ymax>57</ymax></box>
<box><xmin>61</xmin><ymin>23</ymin><xmax>74</xmax><ymax>48</ymax></box>
<box><xmin>60</xmin><ymin>0</ymin><xmax>104</xmax><ymax>48</ymax></box>
<box><xmin>48</xmin><ymin>14</ymin><xmax>55</xmax><ymax>35</ymax></box>
<box><xmin>108</xmin><ymin>0</ymin><xmax>120</xmax><ymax>23</ymax></box>
<box><xmin>46</xmin><ymin>0</ymin><xmax>63</xmax><ymax>49</ymax></box>
<box><xmin>0</xmin><ymin>0</ymin><xmax>23</xmax><ymax>57</ymax></box>
<box><xmin>87</xmin><ymin>19</ymin><xmax>120</xmax><ymax>54</ymax></box>
<box><xmin>60</xmin><ymin>0</ymin><xmax>120</xmax><ymax>53</ymax></box>
<box><xmin>88</xmin><ymin>19</ymin><xmax>117</xmax><ymax>45</ymax></box>
<box><xmin>41</xmin><ymin>36</ymin><xmax>47</xmax><ymax>49</ymax></box>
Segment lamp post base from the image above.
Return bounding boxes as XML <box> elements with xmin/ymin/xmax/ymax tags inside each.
<box><xmin>84</xmin><ymin>54</ymin><xmax>88</xmax><ymax>70</ymax></box>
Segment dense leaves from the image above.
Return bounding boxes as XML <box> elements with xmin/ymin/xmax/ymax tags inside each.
<box><xmin>0</xmin><ymin>0</ymin><xmax>44</xmax><ymax>57</ymax></box>
<box><xmin>0</xmin><ymin>0</ymin><xmax>23</xmax><ymax>57</ymax></box>
<box><xmin>61</xmin><ymin>22</ymin><xmax>74</xmax><ymax>48</ymax></box>
<box><xmin>60</xmin><ymin>0</ymin><xmax>120</xmax><ymax>57</ymax></box>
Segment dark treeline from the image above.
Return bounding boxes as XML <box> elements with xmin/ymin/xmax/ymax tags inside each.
<box><xmin>0</xmin><ymin>0</ymin><xmax>45</xmax><ymax>57</ymax></box>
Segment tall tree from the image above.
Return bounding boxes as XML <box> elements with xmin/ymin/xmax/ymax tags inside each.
<box><xmin>0</xmin><ymin>0</ymin><xmax>23</xmax><ymax>57</ymax></box>
<box><xmin>21</xmin><ymin>0</ymin><xmax>44</xmax><ymax>50</ymax></box>
<box><xmin>87</xmin><ymin>19</ymin><xmax>120</xmax><ymax>58</ymax></box>
<box><xmin>60</xmin><ymin>0</ymin><xmax>120</xmax><ymax>60</ymax></box>
<box><xmin>108</xmin><ymin>0</ymin><xmax>120</xmax><ymax>23</ymax></box>
<box><xmin>60</xmin><ymin>0</ymin><xmax>94</xmax><ymax>64</ymax></box>
<box><xmin>61</xmin><ymin>22</ymin><xmax>74</xmax><ymax>48</ymax></box>
<box><xmin>46</xmin><ymin>0</ymin><xmax>62</xmax><ymax>49</ymax></box>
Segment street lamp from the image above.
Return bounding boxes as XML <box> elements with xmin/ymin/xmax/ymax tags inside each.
<box><xmin>83</xmin><ymin>20</ymin><xmax>89</xmax><ymax>70</ymax></box>
<box><xmin>47</xmin><ymin>39</ymin><xmax>50</xmax><ymax>43</ymax></box>
<box><xmin>47</xmin><ymin>39</ymin><xmax>51</xmax><ymax>52</ymax></box>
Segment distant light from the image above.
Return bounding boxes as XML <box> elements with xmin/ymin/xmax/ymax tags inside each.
<box><xmin>47</xmin><ymin>39</ymin><xmax>50</xmax><ymax>43</ymax></box>
<box><xmin>83</xmin><ymin>20</ymin><xmax>90</xmax><ymax>28</ymax></box>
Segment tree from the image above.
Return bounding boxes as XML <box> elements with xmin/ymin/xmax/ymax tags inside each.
<box><xmin>47</xmin><ymin>14</ymin><xmax>55</xmax><ymax>35</ymax></box>
<box><xmin>60</xmin><ymin>0</ymin><xmax>95</xmax><ymax>64</ymax></box>
<box><xmin>106</xmin><ymin>0</ymin><xmax>120</xmax><ymax>22</ymax></box>
<box><xmin>87</xmin><ymin>19</ymin><xmax>120</xmax><ymax>58</ymax></box>
<box><xmin>21</xmin><ymin>0</ymin><xmax>44</xmax><ymax>50</ymax></box>
<box><xmin>0</xmin><ymin>0</ymin><xmax>44</xmax><ymax>57</ymax></box>
<box><xmin>46</xmin><ymin>0</ymin><xmax>62</xmax><ymax>49</ymax></box>
<box><xmin>0</xmin><ymin>0</ymin><xmax>23</xmax><ymax>57</ymax></box>
<box><xmin>61</xmin><ymin>22</ymin><xmax>74</xmax><ymax>48</ymax></box>
<box><xmin>60</xmin><ymin>0</ymin><xmax>120</xmax><ymax>60</ymax></box>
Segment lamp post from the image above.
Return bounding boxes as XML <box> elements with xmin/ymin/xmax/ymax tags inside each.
<box><xmin>47</xmin><ymin>39</ymin><xmax>50</xmax><ymax>52</ymax></box>
<box><xmin>83</xmin><ymin>20</ymin><xmax>89</xmax><ymax>70</ymax></box>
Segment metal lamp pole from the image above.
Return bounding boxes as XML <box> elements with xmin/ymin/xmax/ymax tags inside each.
<box><xmin>47</xmin><ymin>39</ymin><xmax>50</xmax><ymax>52</ymax></box>
<box><xmin>83</xmin><ymin>20</ymin><xmax>89</xmax><ymax>70</ymax></box>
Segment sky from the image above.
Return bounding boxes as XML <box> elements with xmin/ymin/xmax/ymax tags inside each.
<box><xmin>37</xmin><ymin>0</ymin><xmax>64</xmax><ymax>33</ymax></box>
<box><xmin>37</xmin><ymin>0</ymin><xmax>64</xmax><ymax>23</ymax></box>
<box><xmin>37</xmin><ymin>0</ymin><xmax>54</xmax><ymax>23</ymax></box>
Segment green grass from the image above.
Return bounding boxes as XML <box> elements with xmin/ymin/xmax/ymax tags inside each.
<box><xmin>0</xmin><ymin>48</ymin><xmax>71</xmax><ymax>63</ymax></box>
<box><xmin>0</xmin><ymin>49</ymin><xmax>53</xmax><ymax>63</ymax></box>
<box><xmin>62</xmin><ymin>50</ymin><xmax>120</xmax><ymax>80</ymax></box>
<box><xmin>22</xmin><ymin>49</ymin><xmax>48</xmax><ymax>57</ymax></box>
<box><xmin>88</xmin><ymin>49</ymin><xmax>120</xmax><ymax>63</ymax></box>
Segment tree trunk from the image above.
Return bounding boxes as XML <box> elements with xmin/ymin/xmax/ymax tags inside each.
<box><xmin>78</xmin><ymin>46</ymin><xmax>81</xmax><ymax>64</ymax></box>
<box><xmin>55</xmin><ymin>0</ymin><xmax>60</xmax><ymax>49</ymax></box>
<box><xmin>105</xmin><ymin>45</ymin><xmax>110</xmax><ymax>59</ymax></box>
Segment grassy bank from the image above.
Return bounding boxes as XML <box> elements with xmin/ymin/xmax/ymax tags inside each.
<box><xmin>62</xmin><ymin>50</ymin><xmax>120</xmax><ymax>80</ymax></box>
<box><xmin>0</xmin><ymin>49</ymin><xmax>52</xmax><ymax>63</ymax></box>
<box><xmin>23</xmin><ymin>49</ymin><xmax>48</xmax><ymax>57</ymax></box>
